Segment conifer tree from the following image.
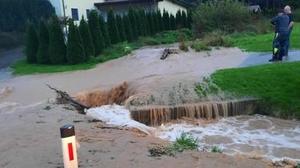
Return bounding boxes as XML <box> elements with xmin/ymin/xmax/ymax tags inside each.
<box><xmin>79</xmin><ymin>16</ymin><xmax>94</xmax><ymax>60</ymax></box>
<box><xmin>123</xmin><ymin>15</ymin><xmax>133</xmax><ymax>42</ymax></box>
<box><xmin>25</xmin><ymin>22</ymin><xmax>39</xmax><ymax>63</ymax></box>
<box><xmin>156</xmin><ymin>10</ymin><xmax>163</xmax><ymax>32</ymax></box>
<box><xmin>187</xmin><ymin>10</ymin><xmax>193</xmax><ymax>29</ymax></box>
<box><xmin>48</xmin><ymin>15</ymin><xmax>66</xmax><ymax>64</ymax></box>
<box><xmin>116</xmin><ymin>15</ymin><xmax>126</xmax><ymax>42</ymax></box>
<box><xmin>36</xmin><ymin>20</ymin><xmax>50</xmax><ymax>64</ymax></box>
<box><xmin>176</xmin><ymin>10</ymin><xmax>183</xmax><ymax>28</ymax></box>
<box><xmin>66</xmin><ymin>21</ymin><xmax>85</xmax><ymax>64</ymax></box>
<box><xmin>163</xmin><ymin>10</ymin><xmax>170</xmax><ymax>30</ymax></box>
<box><xmin>128</xmin><ymin>8</ymin><xmax>138</xmax><ymax>40</ymax></box>
<box><xmin>88</xmin><ymin>10</ymin><xmax>104</xmax><ymax>55</ymax></box>
<box><xmin>182</xmin><ymin>11</ymin><xmax>188</xmax><ymax>28</ymax></box>
<box><xmin>107</xmin><ymin>9</ymin><xmax>120</xmax><ymax>44</ymax></box>
<box><xmin>170</xmin><ymin>14</ymin><xmax>176</xmax><ymax>30</ymax></box>
<box><xmin>151</xmin><ymin>12</ymin><xmax>159</xmax><ymax>34</ymax></box>
<box><xmin>99</xmin><ymin>15</ymin><xmax>111</xmax><ymax>47</ymax></box>
<box><xmin>138</xmin><ymin>10</ymin><xmax>147</xmax><ymax>36</ymax></box>
<box><xmin>147</xmin><ymin>12</ymin><xmax>154</xmax><ymax>35</ymax></box>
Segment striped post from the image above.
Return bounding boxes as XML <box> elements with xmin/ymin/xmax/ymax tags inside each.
<box><xmin>60</xmin><ymin>125</ymin><xmax>78</xmax><ymax>168</ymax></box>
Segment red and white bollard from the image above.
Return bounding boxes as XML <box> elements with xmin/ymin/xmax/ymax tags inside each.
<box><xmin>60</xmin><ymin>125</ymin><xmax>78</xmax><ymax>168</ymax></box>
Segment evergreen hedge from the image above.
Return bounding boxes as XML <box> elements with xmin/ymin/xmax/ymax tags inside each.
<box><xmin>79</xmin><ymin>17</ymin><xmax>95</xmax><ymax>59</ymax></box>
<box><xmin>25</xmin><ymin>9</ymin><xmax>193</xmax><ymax>65</ymax></box>
<box><xmin>36</xmin><ymin>20</ymin><xmax>50</xmax><ymax>64</ymax></box>
<box><xmin>25</xmin><ymin>22</ymin><xmax>39</xmax><ymax>63</ymax></box>
<box><xmin>66</xmin><ymin>21</ymin><xmax>85</xmax><ymax>64</ymax></box>
<box><xmin>48</xmin><ymin>16</ymin><xmax>66</xmax><ymax>64</ymax></box>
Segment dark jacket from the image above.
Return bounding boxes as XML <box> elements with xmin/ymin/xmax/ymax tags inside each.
<box><xmin>271</xmin><ymin>14</ymin><xmax>289</xmax><ymax>34</ymax></box>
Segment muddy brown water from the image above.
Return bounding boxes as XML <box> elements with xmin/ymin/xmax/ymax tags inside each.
<box><xmin>130</xmin><ymin>99</ymin><xmax>258</xmax><ymax>126</ymax></box>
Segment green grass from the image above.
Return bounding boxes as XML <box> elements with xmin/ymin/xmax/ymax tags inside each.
<box><xmin>211</xmin><ymin>61</ymin><xmax>300</xmax><ymax>119</ymax></box>
<box><xmin>211</xmin><ymin>146</ymin><xmax>223</xmax><ymax>153</ymax></box>
<box><xmin>148</xmin><ymin>133</ymin><xmax>198</xmax><ymax>157</ymax></box>
<box><xmin>230</xmin><ymin>23</ymin><xmax>300</xmax><ymax>52</ymax></box>
<box><xmin>12</xmin><ymin>29</ymin><xmax>192</xmax><ymax>75</ymax></box>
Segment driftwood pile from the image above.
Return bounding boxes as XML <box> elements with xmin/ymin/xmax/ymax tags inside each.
<box><xmin>160</xmin><ymin>48</ymin><xmax>178</xmax><ymax>60</ymax></box>
<box><xmin>47</xmin><ymin>84</ymin><xmax>89</xmax><ymax>114</ymax></box>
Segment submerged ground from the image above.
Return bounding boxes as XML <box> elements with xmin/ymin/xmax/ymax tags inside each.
<box><xmin>0</xmin><ymin>45</ymin><xmax>300</xmax><ymax>167</ymax></box>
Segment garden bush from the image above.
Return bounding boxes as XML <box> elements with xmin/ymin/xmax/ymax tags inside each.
<box><xmin>202</xmin><ymin>31</ymin><xmax>233</xmax><ymax>47</ymax></box>
<box><xmin>294</xmin><ymin>8</ymin><xmax>300</xmax><ymax>22</ymax></box>
<box><xmin>193</xmin><ymin>0</ymin><xmax>251</xmax><ymax>35</ymax></box>
<box><xmin>191</xmin><ymin>39</ymin><xmax>210</xmax><ymax>52</ymax></box>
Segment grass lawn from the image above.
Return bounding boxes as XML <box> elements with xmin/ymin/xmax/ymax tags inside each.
<box><xmin>231</xmin><ymin>23</ymin><xmax>300</xmax><ymax>52</ymax></box>
<box><xmin>211</xmin><ymin>61</ymin><xmax>300</xmax><ymax>119</ymax></box>
<box><xmin>12</xmin><ymin>29</ymin><xmax>192</xmax><ymax>75</ymax></box>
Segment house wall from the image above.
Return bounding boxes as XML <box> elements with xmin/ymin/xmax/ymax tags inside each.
<box><xmin>49</xmin><ymin>0</ymin><xmax>105</xmax><ymax>20</ymax></box>
<box><xmin>158</xmin><ymin>0</ymin><xmax>187</xmax><ymax>16</ymax></box>
<box><xmin>49</xmin><ymin>0</ymin><xmax>187</xmax><ymax>21</ymax></box>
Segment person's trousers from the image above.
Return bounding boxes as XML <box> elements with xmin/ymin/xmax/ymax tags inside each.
<box><xmin>277</xmin><ymin>32</ymin><xmax>289</xmax><ymax>60</ymax></box>
<box><xmin>285</xmin><ymin>29</ymin><xmax>292</xmax><ymax>56</ymax></box>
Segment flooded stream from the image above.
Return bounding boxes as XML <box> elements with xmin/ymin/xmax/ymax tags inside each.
<box><xmin>87</xmin><ymin>105</ymin><xmax>300</xmax><ymax>161</ymax></box>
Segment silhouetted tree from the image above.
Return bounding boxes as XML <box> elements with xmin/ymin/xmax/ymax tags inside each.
<box><xmin>48</xmin><ymin>16</ymin><xmax>66</xmax><ymax>64</ymax></box>
<box><xmin>25</xmin><ymin>22</ymin><xmax>39</xmax><ymax>63</ymax></box>
<box><xmin>79</xmin><ymin>17</ymin><xmax>94</xmax><ymax>60</ymax></box>
<box><xmin>66</xmin><ymin>21</ymin><xmax>85</xmax><ymax>64</ymax></box>
<box><xmin>88</xmin><ymin>10</ymin><xmax>104</xmax><ymax>55</ymax></box>
<box><xmin>36</xmin><ymin>20</ymin><xmax>50</xmax><ymax>64</ymax></box>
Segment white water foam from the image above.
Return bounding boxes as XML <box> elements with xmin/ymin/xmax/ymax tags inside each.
<box><xmin>86</xmin><ymin>105</ymin><xmax>300</xmax><ymax>161</ymax></box>
<box><xmin>87</xmin><ymin>105</ymin><xmax>154</xmax><ymax>135</ymax></box>
<box><xmin>157</xmin><ymin>115</ymin><xmax>300</xmax><ymax>161</ymax></box>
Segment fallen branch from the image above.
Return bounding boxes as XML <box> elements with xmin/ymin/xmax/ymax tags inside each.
<box><xmin>46</xmin><ymin>84</ymin><xmax>90</xmax><ymax>114</ymax></box>
<box><xmin>160</xmin><ymin>48</ymin><xmax>178</xmax><ymax>60</ymax></box>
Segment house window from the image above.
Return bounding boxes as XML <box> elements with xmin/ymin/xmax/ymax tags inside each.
<box><xmin>71</xmin><ymin>8</ymin><xmax>79</xmax><ymax>21</ymax></box>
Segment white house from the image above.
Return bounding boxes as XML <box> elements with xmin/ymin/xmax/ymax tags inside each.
<box><xmin>49</xmin><ymin>0</ymin><xmax>189</xmax><ymax>21</ymax></box>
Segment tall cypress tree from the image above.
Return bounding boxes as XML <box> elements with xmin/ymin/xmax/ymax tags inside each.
<box><xmin>128</xmin><ymin>8</ymin><xmax>138</xmax><ymax>40</ymax></box>
<box><xmin>66</xmin><ymin>21</ymin><xmax>85</xmax><ymax>64</ymax></box>
<box><xmin>88</xmin><ymin>10</ymin><xmax>104</xmax><ymax>55</ymax></box>
<box><xmin>187</xmin><ymin>10</ymin><xmax>192</xmax><ymax>29</ymax></box>
<box><xmin>147</xmin><ymin>12</ymin><xmax>154</xmax><ymax>35</ymax></box>
<box><xmin>170</xmin><ymin>14</ymin><xmax>176</xmax><ymax>30</ymax></box>
<box><xmin>139</xmin><ymin>10</ymin><xmax>148</xmax><ymax>36</ymax></box>
<box><xmin>36</xmin><ymin>20</ymin><xmax>50</xmax><ymax>64</ymax></box>
<box><xmin>163</xmin><ymin>10</ymin><xmax>170</xmax><ymax>30</ymax></box>
<box><xmin>176</xmin><ymin>10</ymin><xmax>183</xmax><ymax>29</ymax></box>
<box><xmin>48</xmin><ymin>15</ymin><xmax>66</xmax><ymax>64</ymax></box>
<box><xmin>107</xmin><ymin>9</ymin><xmax>120</xmax><ymax>44</ymax></box>
<box><xmin>123</xmin><ymin>15</ymin><xmax>133</xmax><ymax>42</ymax></box>
<box><xmin>134</xmin><ymin>9</ymin><xmax>142</xmax><ymax>36</ymax></box>
<box><xmin>156</xmin><ymin>10</ymin><xmax>163</xmax><ymax>32</ymax></box>
<box><xmin>25</xmin><ymin>22</ymin><xmax>38</xmax><ymax>64</ymax></box>
<box><xmin>116</xmin><ymin>15</ymin><xmax>126</xmax><ymax>42</ymax></box>
<box><xmin>79</xmin><ymin>16</ymin><xmax>94</xmax><ymax>60</ymax></box>
<box><xmin>151</xmin><ymin>12</ymin><xmax>159</xmax><ymax>34</ymax></box>
<box><xmin>182</xmin><ymin>11</ymin><xmax>188</xmax><ymax>28</ymax></box>
<box><xmin>99</xmin><ymin>15</ymin><xmax>111</xmax><ymax>48</ymax></box>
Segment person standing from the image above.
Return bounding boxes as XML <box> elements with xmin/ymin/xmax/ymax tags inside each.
<box><xmin>284</xmin><ymin>5</ymin><xmax>294</xmax><ymax>57</ymax></box>
<box><xmin>270</xmin><ymin>10</ymin><xmax>290</xmax><ymax>61</ymax></box>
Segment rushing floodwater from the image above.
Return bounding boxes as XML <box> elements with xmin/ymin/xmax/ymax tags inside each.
<box><xmin>87</xmin><ymin>105</ymin><xmax>300</xmax><ymax>161</ymax></box>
